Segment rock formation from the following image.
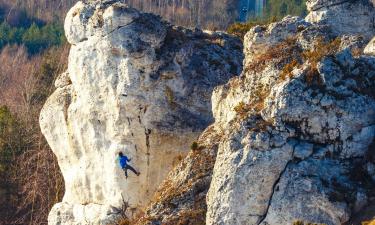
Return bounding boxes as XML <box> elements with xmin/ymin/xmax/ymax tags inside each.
<box><xmin>39</xmin><ymin>0</ymin><xmax>243</xmax><ymax>224</ymax></box>
<box><xmin>206</xmin><ymin>28</ymin><xmax>375</xmax><ymax>224</ymax></box>
<box><xmin>138</xmin><ymin>0</ymin><xmax>375</xmax><ymax>224</ymax></box>
<box><xmin>41</xmin><ymin>0</ymin><xmax>375</xmax><ymax>224</ymax></box>
<box><xmin>305</xmin><ymin>0</ymin><xmax>375</xmax><ymax>40</ymax></box>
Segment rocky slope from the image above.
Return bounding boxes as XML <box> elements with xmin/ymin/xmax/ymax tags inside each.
<box><xmin>39</xmin><ymin>0</ymin><xmax>243</xmax><ymax>224</ymax></box>
<box><xmin>139</xmin><ymin>0</ymin><xmax>375</xmax><ymax>224</ymax></box>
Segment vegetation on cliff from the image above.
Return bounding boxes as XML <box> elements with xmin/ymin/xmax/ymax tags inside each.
<box><xmin>0</xmin><ymin>44</ymin><xmax>68</xmax><ymax>224</ymax></box>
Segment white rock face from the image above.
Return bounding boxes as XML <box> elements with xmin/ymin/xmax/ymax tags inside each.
<box><xmin>365</xmin><ymin>37</ymin><xmax>375</xmax><ymax>55</ymax></box>
<box><xmin>40</xmin><ymin>1</ymin><xmax>243</xmax><ymax>224</ymax></box>
<box><xmin>306</xmin><ymin>0</ymin><xmax>375</xmax><ymax>40</ymax></box>
<box><xmin>206</xmin><ymin>9</ymin><xmax>375</xmax><ymax>225</ymax></box>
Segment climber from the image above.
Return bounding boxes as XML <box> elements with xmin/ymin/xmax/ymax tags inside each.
<box><xmin>118</xmin><ymin>152</ymin><xmax>140</xmax><ymax>179</ymax></box>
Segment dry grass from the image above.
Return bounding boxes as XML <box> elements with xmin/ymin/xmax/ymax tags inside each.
<box><xmin>234</xmin><ymin>101</ymin><xmax>251</xmax><ymax>119</ymax></box>
<box><xmin>363</xmin><ymin>221</ymin><xmax>375</xmax><ymax>225</ymax></box>
<box><xmin>280</xmin><ymin>59</ymin><xmax>300</xmax><ymax>81</ymax></box>
<box><xmin>351</xmin><ymin>47</ymin><xmax>363</xmax><ymax>57</ymax></box>
<box><xmin>245</xmin><ymin>37</ymin><xmax>302</xmax><ymax>74</ymax></box>
<box><xmin>302</xmin><ymin>37</ymin><xmax>341</xmax><ymax>85</ymax></box>
<box><xmin>165</xmin><ymin>86</ymin><xmax>177</xmax><ymax>109</ymax></box>
<box><xmin>233</xmin><ymin>36</ymin><xmax>343</xmax><ymax>123</ymax></box>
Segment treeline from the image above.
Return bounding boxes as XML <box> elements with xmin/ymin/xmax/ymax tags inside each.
<box><xmin>0</xmin><ymin>0</ymin><xmax>76</xmax><ymax>24</ymax></box>
<box><xmin>0</xmin><ymin>0</ymin><xmax>239</xmax><ymax>30</ymax></box>
<box><xmin>125</xmin><ymin>0</ymin><xmax>238</xmax><ymax>29</ymax></box>
<box><xmin>264</xmin><ymin>0</ymin><xmax>307</xmax><ymax>20</ymax></box>
<box><xmin>227</xmin><ymin>0</ymin><xmax>307</xmax><ymax>38</ymax></box>
<box><xmin>0</xmin><ymin>44</ymin><xmax>68</xmax><ymax>225</ymax></box>
<box><xmin>0</xmin><ymin>22</ymin><xmax>65</xmax><ymax>54</ymax></box>
<box><xmin>0</xmin><ymin>0</ymin><xmax>308</xmax><ymax>33</ymax></box>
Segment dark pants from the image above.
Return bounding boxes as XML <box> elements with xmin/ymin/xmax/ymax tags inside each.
<box><xmin>123</xmin><ymin>165</ymin><xmax>138</xmax><ymax>177</ymax></box>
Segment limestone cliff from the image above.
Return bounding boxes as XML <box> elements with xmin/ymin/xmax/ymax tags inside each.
<box><xmin>39</xmin><ymin>0</ymin><xmax>243</xmax><ymax>224</ymax></box>
<box><xmin>138</xmin><ymin>0</ymin><xmax>375</xmax><ymax>224</ymax></box>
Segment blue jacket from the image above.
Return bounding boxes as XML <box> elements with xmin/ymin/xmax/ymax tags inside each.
<box><xmin>119</xmin><ymin>155</ymin><xmax>130</xmax><ymax>168</ymax></box>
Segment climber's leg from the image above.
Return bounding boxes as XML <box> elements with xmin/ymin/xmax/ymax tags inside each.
<box><xmin>123</xmin><ymin>168</ymin><xmax>128</xmax><ymax>179</ymax></box>
<box><xmin>125</xmin><ymin>165</ymin><xmax>140</xmax><ymax>176</ymax></box>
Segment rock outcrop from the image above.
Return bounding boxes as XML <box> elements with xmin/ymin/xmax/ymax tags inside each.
<box><xmin>40</xmin><ymin>0</ymin><xmax>243</xmax><ymax>224</ymax></box>
<box><xmin>138</xmin><ymin>0</ymin><xmax>375</xmax><ymax>224</ymax></box>
<box><xmin>41</xmin><ymin>0</ymin><xmax>375</xmax><ymax>224</ymax></box>
<box><xmin>305</xmin><ymin>0</ymin><xmax>375</xmax><ymax>40</ymax></box>
<box><xmin>206</xmin><ymin>32</ymin><xmax>375</xmax><ymax>224</ymax></box>
<box><xmin>207</xmin><ymin>1</ymin><xmax>375</xmax><ymax>223</ymax></box>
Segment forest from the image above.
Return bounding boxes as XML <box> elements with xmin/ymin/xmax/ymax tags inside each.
<box><xmin>0</xmin><ymin>0</ymin><xmax>307</xmax><ymax>224</ymax></box>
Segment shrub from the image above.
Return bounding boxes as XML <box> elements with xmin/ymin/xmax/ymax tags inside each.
<box><xmin>227</xmin><ymin>17</ymin><xmax>277</xmax><ymax>39</ymax></box>
<box><xmin>227</xmin><ymin>22</ymin><xmax>257</xmax><ymax>39</ymax></box>
<box><xmin>190</xmin><ymin>142</ymin><xmax>199</xmax><ymax>151</ymax></box>
<box><xmin>190</xmin><ymin>141</ymin><xmax>205</xmax><ymax>151</ymax></box>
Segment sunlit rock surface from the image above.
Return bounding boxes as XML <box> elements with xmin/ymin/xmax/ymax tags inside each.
<box><xmin>306</xmin><ymin>0</ymin><xmax>375</xmax><ymax>40</ymax></box>
<box><xmin>206</xmin><ymin>3</ymin><xmax>375</xmax><ymax>224</ymax></box>
<box><xmin>40</xmin><ymin>0</ymin><xmax>243</xmax><ymax>224</ymax></box>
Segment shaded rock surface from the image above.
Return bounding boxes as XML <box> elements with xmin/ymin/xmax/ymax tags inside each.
<box><xmin>40</xmin><ymin>0</ymin><xmax>243</xmax><ymax>224</ymax></box>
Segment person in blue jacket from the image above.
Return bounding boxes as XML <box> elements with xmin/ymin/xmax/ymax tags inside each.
<box><xmin>118</xmin><ymin>152</ymin><xmax>140</xmax><ymax>179</ymax></box>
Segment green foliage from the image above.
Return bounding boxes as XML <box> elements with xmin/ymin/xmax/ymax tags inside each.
<box><xmin>264</xmin><ymin>0</ymin><xmax>308</xmax><ymax>20</ymax></box>
<box><xmin>227</xmin><ymin>17</ymin><xmax>277</xmax><ymax>39</ymax></box>
<box><xmin>228</xmin><ymin>0</ymin><xmax>307</xmax><ymax>39</ymax></box>
<box><xmin>0</xmin><ymin>21</ymin><xmax>65</xmax><ymax>54</ymax></box>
